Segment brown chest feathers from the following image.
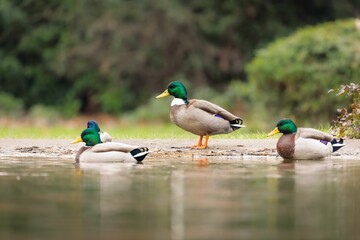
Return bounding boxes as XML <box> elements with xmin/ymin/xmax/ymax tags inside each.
<box><xmin>277</xmin><ymin>134</ymin><xmax>296</xmax><ymax>159</ymax></box>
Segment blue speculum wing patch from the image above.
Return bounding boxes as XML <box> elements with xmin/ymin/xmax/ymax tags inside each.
<box><xmin>320</xmin><ymin>140</ymin><xmax>328</xmax><ymax>145</ymax></box>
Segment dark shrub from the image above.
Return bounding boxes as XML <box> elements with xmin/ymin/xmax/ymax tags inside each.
<box><xmin>246</xmin><ymin>19</ymin><xmax>360</xmax><ymax>126</ymax></box>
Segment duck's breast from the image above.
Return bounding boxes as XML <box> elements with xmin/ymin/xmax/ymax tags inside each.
<box><xmin>277</xmin><ymin>134</ymin><xmax>296</xmax><ymax>159</ymax></box>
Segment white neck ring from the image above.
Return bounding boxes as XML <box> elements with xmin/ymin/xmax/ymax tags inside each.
<box><xmin>171</xmin><ymin>98</ymin><xmax>186</xmax><ymax>106</ymax></box>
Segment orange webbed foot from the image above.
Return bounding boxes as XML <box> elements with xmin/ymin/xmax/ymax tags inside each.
<box><xmin>191</xmin><ymin>135</ymin><xmax>209</xmax><ymax>149</ymax></box>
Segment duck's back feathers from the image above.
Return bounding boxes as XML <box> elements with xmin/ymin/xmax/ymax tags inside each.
<box><xmin>296</xmin><ymin>128</ymin><xmax>333</xmax><ymax>141</ymax></box>
<box><xmin>189</xmin><ymin>99</ymin><xmax>239</xmax><ymax>121</ymax></box>
<box><xmin>90</xmin><ymin>142</ymin><xmax>136</xmax><ymax>153</ymax></box>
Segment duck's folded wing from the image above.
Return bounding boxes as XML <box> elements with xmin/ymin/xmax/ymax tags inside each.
<box><xmin>90</xmin><ymin>142</ymin><xmax>138</xmax><ymax>153</ymax></box>
<box><xmin>189</xmin><ymin>99</ymin><xmax>239</xmax><ymax>120</ymax></box>
<box><xmin>297</xmin><ymin>128</ymin><xmax>333</xmax><ymax>141</ymax></box>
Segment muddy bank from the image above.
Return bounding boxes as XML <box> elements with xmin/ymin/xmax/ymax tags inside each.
<box><xmin>0</xmin><ymin>138</ymin><xmax>359</xmax><ymax>161</ymax></box>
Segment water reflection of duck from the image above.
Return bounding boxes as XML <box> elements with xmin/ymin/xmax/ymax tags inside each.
<box><xmin>71</xmin><ymin>128</ymin><xmax>149</xmax><ymax>163</ymax></box>
<box><xmin>156</xmin><ymin>81</ymin><xmax>245</xmax><ymax>149</ymax></box>
<box><xmin>196</xmin><ymin>158</ymin><xmax>209</xmax><ymax>167</ymax></box>
<box><xmin>268</xmin><ymin>119</ymin><xmax>345</xmax><ymax>160</ymax></box>
<box><xmin>87</xmin><ymin>120</ymin><xmax>112</xmax><ymax>143</ymax></box>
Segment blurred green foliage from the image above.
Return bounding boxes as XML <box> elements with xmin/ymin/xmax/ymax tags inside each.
<box><xmin>246</xmin><ymin>19</ymin><xmax>360</xmax><ymax>127</ymax></box>
<box><xmin>0</xmin><ymin>0</ymin><xmax>358</xmax><ymax>125</ymax></box>
<box><xmin>0</xmin><ymin>92</ymin><xmax>24</xmax><ymax>117</ymax></box>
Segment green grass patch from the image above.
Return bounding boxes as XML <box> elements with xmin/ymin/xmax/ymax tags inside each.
<box><xmin>0</xmin><ymin>123</ymin><xmax>268</xmax><ymax>139</ymax></box>
<box><xmin>0</xmin><ymin>126</ymin><xmax>83</xmax><ymax>139</ymax></box>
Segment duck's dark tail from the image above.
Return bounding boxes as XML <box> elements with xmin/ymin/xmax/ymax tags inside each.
<box><xmin>131</xmin><ymin>147</ymin><xmax>149</xmax><ymax>163</ymax></box>
<box><xmin>331</xmin><ymin>138</ymin><xmax>345</xmax><ymax>152</ymax></box>
<box><xmin>229</xmin><ymin>118</ymin><xmax>246</xmax><ymax>130</ymax></box>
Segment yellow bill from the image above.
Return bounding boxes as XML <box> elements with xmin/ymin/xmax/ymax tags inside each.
<box><xmin>71</xmin><ymin>136</ymin><xmax>83</xmax><ymax>144</ymax></box>
<box><xmin>267</xmin><ymin>127</ymin><xmax>280</xmax><ymax>137</ymax></box>
<box><xmin>156</xmin><ymin>89</ymin><xmax>170</xmax><ymax>98</ymax></box>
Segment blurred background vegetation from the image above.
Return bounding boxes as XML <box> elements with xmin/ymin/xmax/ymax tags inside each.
<box><xmin>1</xmin><ymin>0</ymin><xmax>359</xmax><ymax>132</ymax></box>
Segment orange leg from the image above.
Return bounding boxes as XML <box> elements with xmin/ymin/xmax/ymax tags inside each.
<box><xmin>192</xmin><ymin>135</ymin><xmax>209</xmax><ymax>149</ymax></box>
<box><xmin>202</xmin><ymin>135</ymin><xmax>209</xmax><ymax>149</ymax></box>
<box><xmin>192</xmin><ymin>135</ymin><xmax>203</xmax><ymax>148</ymax></box>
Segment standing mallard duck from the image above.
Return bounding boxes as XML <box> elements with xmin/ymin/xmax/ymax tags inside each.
<box><xmin>268</xmin><ymin>119</ymin><xmax>345</xmax><ymax>160</ymax></box>
<box><xmin>87</xmin><ymin>120</ymin><xmax>112</xmax><ymax>143</ymax></box>
<box><xmin>71</xmin><ymin>128</ymin><xmax>149</xmax><ymax>163</ymax></box>
<box><xmin>156</xmin><ymin>81</ymin><xmax>245</xmax><ymax>149</ymax></box>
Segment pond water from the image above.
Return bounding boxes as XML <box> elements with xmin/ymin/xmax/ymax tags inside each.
<box><xmin>0</xmin><ymin>156</ymin><xmax>359</xmax><ymax>240</ymax></box>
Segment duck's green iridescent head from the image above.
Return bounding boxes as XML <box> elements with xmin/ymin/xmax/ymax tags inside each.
<box><xmin>71</xmin><ymin>128</ymin><xmax>102</xmax><ymax>146</ymax></box>
<box><xmin>156</xmin><ymin>81</ymin><xmax>188</xmax><ymax>101</ymax></box>
<box><xmin>268</xmin><ymin>119</ymin><xmax>298</xmax><ymax>136</ymax></box>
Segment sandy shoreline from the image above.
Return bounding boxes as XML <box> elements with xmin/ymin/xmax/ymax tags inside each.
<box><xmin>0</xmin><ymin>138</ymin><xmax>359</xmax><ymax>161</ymax></box>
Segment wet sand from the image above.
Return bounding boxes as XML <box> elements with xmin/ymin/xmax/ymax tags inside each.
<box><xmin>0</xmin><ymin>138</ymin><xmax>359</xmax><ymax>161</ymax></box>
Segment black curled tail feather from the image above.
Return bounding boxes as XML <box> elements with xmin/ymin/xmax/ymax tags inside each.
<box><xmin>130</xmin><ymin>147</ymin><xmax>149</xmax><ymax>163</ymax></box>
<box><xmin>229</xmin><ymin>118</ymin><xmax>244</xmax><ymax>131</ymax></box>
<box><xmin>331</xmin><ymin>138</ymin><xmax>345</xmax><ymax>153</ymax></box>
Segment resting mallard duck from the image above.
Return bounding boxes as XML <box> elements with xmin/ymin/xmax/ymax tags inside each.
<box><xmin>268</xmin><ymin>119</ymin><xmax>345</xmax><ymax>160</ymax></box>
<box><xmin>87</xmin><ymin>120</ymin><xmax>112</xmax><ymax>143</ymax></box>
<box><xmin>71</xmin><ymin>128</ymin><xmax>149</xmax><ymax>163</ymax></box>
<box><xmin>156</xmin><ymin>81</ymin><xmax>245</xmax><ymax>149</ymax></box>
